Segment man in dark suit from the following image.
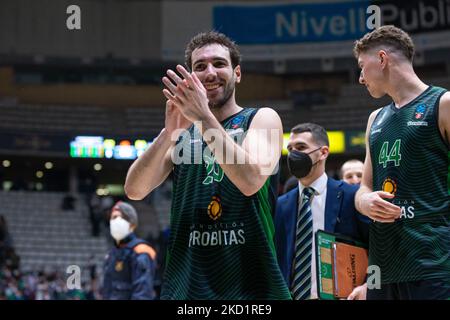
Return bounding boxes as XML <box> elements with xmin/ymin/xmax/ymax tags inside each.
<box><xmin>275</xmin><ymin>123</ymin><xmax>369</xmax><ymax>300</ymax></box>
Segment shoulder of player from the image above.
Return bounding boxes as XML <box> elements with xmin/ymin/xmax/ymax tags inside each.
<box><xmin>365</xmin><ymin>107</ymin><xmax>382</xmax><ymax>133</ymax></box>
<box><xmin>133</xmin><ymin>243</ymin><xmax>156</xmax><ymax>260</ymax></box>
<box><xmin>248</xmin><ymin>107</ymin><xmax>282</xmax><ymax>129</ymax></box>
<box><xmin>368</xmin><ymin>107</ymin><xmax>383</xmax><ymax>123</ymax></box>
<box><xmin>439</xmin><ymin>91</ymin><xmax>450</xmax><ymax>111</ymax></box>
<box><xmin>438</xmin><ymin>92</ymin><xmax>450</xmax><ymax>131</ymax></box>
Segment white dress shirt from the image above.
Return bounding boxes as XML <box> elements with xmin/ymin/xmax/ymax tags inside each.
<box><xmin>298</xmin><ymin>173</ymin><xmax>328</xmax><ymax>299</ymax></box>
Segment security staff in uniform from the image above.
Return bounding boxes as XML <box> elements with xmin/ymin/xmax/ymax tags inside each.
<box><xmin>102</xmin><ymin>201</ymin><xmax>156</xmax><ymax>300</ymax></box>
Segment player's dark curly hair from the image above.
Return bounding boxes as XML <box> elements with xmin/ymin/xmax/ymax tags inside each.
<box><xmin>185</xmin><ymin>31</ymin><xmax>242</xmax><ymax>70</ymax></box>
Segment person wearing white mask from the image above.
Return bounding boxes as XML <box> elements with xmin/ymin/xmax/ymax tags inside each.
<box><xmin>102</xmin><ymin>201</ymin><xmax>157</xmax><ymax>300</ymax></box>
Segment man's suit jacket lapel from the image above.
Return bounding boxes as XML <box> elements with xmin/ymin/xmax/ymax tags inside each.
<box><xmin>286</xmin><ymin>187</ymin><xmax>299</xmax><ymax>237</ymax></box>
<box><xmin>324</xmin><ymin>178</ymin><xmax>343</xmax><ymax>232</ymax></box>
<box><xmin>283</xmin><ymin>186</ymin><xmax>299</xmax><ymax>283</ymax></box>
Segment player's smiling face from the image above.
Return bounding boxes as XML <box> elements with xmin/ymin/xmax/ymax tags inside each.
<box><xmin>191</xmin><ymin>44</ymin><xmax>241</xmax><ymax>109</ymax></box>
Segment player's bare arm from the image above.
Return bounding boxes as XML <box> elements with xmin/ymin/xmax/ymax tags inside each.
<box><xmin>355</xmin><ymin>108</ymin><xmax>401</xmax><ymax>222</ymax></box>
<box><xmin>202</xmin><ymin>107</ymin><xmax>282</xmax><ymax>196</ymax></box>
<box><xmin>124</xmin><ymin>100</ymin><xmax>191</xmax><ymax>200</ymax></box>
<box><xmin>438</xmin><ymin>92</ymin><xmax>450</xmax><ymax>144</ymax></box>
<box><xmin>163</xmin><ymin>65</ymin><xmax>282</xmax><ymax>196</ymax></box>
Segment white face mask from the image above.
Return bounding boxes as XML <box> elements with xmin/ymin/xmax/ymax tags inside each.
<box><xmin>110</xmin><ymin>217</ymin><xmax>131</xmax><ymax>241</ymax></box>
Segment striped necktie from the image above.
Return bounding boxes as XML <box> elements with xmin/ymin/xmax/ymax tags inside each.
<box><xmin>291</xmin><ymin>187</ymin><xmax>315</xmax><ymax>300</ymax></box>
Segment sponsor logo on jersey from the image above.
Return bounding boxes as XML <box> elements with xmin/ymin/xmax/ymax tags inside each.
<box><xmin>207</xmin><ymin>196</ymin><xmax>222</xmax><ymax>221</ymax></box>
<box><xmin>190</xmin><ymin>138</ymin><xmax>202</xmax><ymax>144</ymax></box>
<box><xmin>414</xmin><ymin>104</ymin><xmax>426</xmax><ymax>119</ymax></box>
<box><xmin>382</xmin><ymin>177</ymin><xmax>416</xmax><ymax>220</ymax></box>
<box><xmin>231</xmin><ymin>115</ymin><xmax>244</xmax><ymax>129</ymax></box>
<box><xmin>382</xmin><ymin>177</ymin><xmax>397</xmax><ymax>195</ymax></box>
<box><xmin>188</xmin><ymin>222</ymin><xmax>246</xmax><ymax>247</ymax></box>
<box><xmin>407</xmin><ymin>121</ymin><xmax>428</xmax><ymax>126</ymax></box>
<box><xmin>227</xmin><ymin>128</ymin><xmax>244</xmax><ymax>136</ymax></box>
<box><xmin>392</xmin><ymin>199</ymin><xmax>415</xmax><ymax>219</ymax></box>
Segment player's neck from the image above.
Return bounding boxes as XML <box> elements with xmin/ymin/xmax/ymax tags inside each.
<box><xmin>211</xmin><ymin>94</ymin><xmax>242</xmax><ymax>122</ymax></box>
<box><xmin>387</xmin><ymin>66</ymin><xmax>428</xmax><ymax>108</ymax></box>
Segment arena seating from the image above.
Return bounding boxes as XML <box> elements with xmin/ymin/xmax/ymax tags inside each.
<box><xmin>2</xmin><ymin>76</ymin><xmax>448</xmax><ymax>136</ymax></box>
<box><xmin>0</xmin><ymin>190</ymin><xmax>109</xmax><ymax>280</ymax></box>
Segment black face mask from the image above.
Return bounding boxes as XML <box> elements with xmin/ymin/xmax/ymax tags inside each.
<box><xmin>287</xmin><ymin>147</ymin><xmax>322</xmax><ymax>179</ymax></box>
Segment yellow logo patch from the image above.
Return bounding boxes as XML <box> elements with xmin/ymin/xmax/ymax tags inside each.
<box><xmin>207</xmin><ymin>196</ymin><xmax>222</xmax><ymax>220</ymax></box>
<box><xmin>382</xmin><ymin>177</ymin><xmax>397</xmax><ymax>195</ymax></box>
<box><xmin>115</xmin><ymin>261</ymin><xmax>124</xmax><ymax>272</ymax></box>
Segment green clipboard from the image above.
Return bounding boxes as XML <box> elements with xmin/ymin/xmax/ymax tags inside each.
<box><xmin>315</xmin><ymin>230</ymin><xmax>368</xmax><ymax>300</ymax></box>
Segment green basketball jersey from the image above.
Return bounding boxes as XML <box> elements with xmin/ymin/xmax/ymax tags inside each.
<box><xmin>369</xmin><ymin>85</ymin><xmax>450</xmax><ymax>283</ymax></box>
<box><xmin>160</xmin><ymin>108</ymin><xmax>291</xmax><ymax>300</ymax></box>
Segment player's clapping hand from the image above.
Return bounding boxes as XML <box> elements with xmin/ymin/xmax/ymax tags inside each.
<box><xmin>162</xmin><ymin>65</ymin><xmax>212</xmax><ymax>123</ymax></box>
<box><xmin>164</xmin><ymin>100</ymin><xmax>191</xmax><ymax>136</ymax></box>
<box><xmin>359</xmin><ymin>191</ymin><xmax>401</xmax><ymax>223</ymax></box>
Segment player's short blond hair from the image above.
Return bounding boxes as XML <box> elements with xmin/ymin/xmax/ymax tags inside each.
<box><xmin>353</xmin><ymin>25</ymin><xmax>415</xmax><ymax>62</ymax></box>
